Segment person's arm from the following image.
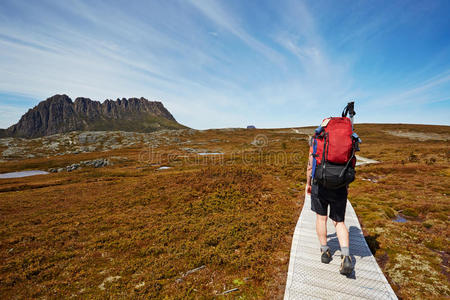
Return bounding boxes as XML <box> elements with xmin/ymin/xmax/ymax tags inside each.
<box><xmin>305</xmin><ymin>151</ymin><xmax>313</xmax><ymax>194</ymax></box>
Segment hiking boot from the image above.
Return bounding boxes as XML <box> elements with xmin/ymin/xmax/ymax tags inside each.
<box><xmin>340</xmin><ymin>255</ymin><xmax>353</xmax><ymax>276</ymax></box>
<box><xmin>321</xmin><ymin>248</ymin><xmax>332</xmax><ymax>264</ymax></box>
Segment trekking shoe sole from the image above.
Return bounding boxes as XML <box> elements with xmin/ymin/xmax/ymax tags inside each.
<box><xmin>340</xmin><ymin>256</ymin><xmax>353</xmax><ymax>276</ymax></box>
<box><xmin>321</xmin><ymin>250</ymin><xmax>332</xmax><ymax>264</ymax></box>
<box><xmin>340</xmin><ymin>265</ymin><xmax>353</xmax><ymax>276</ymax></box>
<box><xmin>321</xmin><ymin>256</ymin><xmax>332</xmax><ymax>264</ymax></box>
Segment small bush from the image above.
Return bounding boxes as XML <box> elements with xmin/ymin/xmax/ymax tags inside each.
<box><xmin>384</xmin><ymin>207</ymin><xmax>396</xmax><ymax>219</ymax></box>
<box><xmin>365</xmin><ymin>234</ymin><xmax>380</xmax><ymax>255</ymax></box>
<box><xmin>403</xmin><ymin>208</ymin><xmax>418</xmax><ymax>217</ymax></box>
<box><xmin>424</xmin><ymin>237</ymin><xmax>446</xmax><ymax>251</ymax></box>
<box><xmin>408</xmin><ymin>152</ymin><xmax>419</xmax><ymax>162</ymax></box>
<box><xmin>425</xmin><ymin>157</ymin><xmax>436</xmax><ymax>165</ymax></box>
<box><xmin>422</xmin><ymin>222</ymin><xmax>432</xmax><ymax>229</ymax></box>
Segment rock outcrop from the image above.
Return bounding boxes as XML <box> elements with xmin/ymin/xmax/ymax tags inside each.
<box><xmin>48</xmin><ymin>158</ymin><xmax>112</xmax><ymax>173</ymax></box>
<box><xmin>3</xmin><ymin>94</ymin><xmax>185</xmax><ymax>138</ymax></box>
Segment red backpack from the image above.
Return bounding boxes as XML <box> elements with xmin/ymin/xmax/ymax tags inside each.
<box><xmin>311</xmin><ymin>103</ymin><xmax>361</xmax><ymax>189</ymax></box>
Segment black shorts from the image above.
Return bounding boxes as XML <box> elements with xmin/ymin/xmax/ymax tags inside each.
<box><xmin>311</xmin><ymin>182</ymin><xmax>348</xmax><ymax>222</ymax></box>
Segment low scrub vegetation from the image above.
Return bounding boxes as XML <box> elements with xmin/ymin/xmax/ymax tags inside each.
<box><xmin>0</xmin><ymin>124</ymin><xmax>448</xmax><ymax>298</ymax></box>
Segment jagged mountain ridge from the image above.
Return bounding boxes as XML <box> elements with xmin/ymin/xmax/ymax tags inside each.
<box><xmin>1</xmin><ymin>94</ymin><xmax>186</xmax><ymax>138</ymax></box>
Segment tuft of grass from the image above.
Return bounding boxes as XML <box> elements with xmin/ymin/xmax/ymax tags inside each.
<box><xmin>403</xmin><ymin>208</ymin><xmax>419</xmax><ymax>218</ymax></box>
<box><xmin>384</xmin><ymin>207</ymin><xmax>396</xmax><ymax>219</ymax></box>
<box><xmin>365</xmin><ymin>234</ymin><xmax>380</xmax><ymax>255</ymax></box>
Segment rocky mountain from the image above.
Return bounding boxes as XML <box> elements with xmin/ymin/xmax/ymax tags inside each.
<box><xmin>1</xmin><ymin>94</ymin><xmax>186</xmax><ymax>138</ymax></box>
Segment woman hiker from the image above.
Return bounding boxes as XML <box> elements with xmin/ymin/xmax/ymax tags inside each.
<box><xmin>306</xmin><ymin>143</ymin><xmax>353</xmax><ymax>275</ymax></box>
<box><xmin>304</xmin><ymin>102</ymin><xmax>359</xmax><ymax>277</ymax></box>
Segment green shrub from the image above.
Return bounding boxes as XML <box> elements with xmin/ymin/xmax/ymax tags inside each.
<box><xmin>403</xmin><ymin>208</ymin><xmax>418</xmax><ymax>217</ymax></box>
<box><xmin>422</xmin><ymin>222</ymin><xmax>432</xmax><ymax>229</ymax></box>
<box><xmin>384</xmin><ymin>207</ymin><xmax>396</xmax><ymax>219</ymax></box>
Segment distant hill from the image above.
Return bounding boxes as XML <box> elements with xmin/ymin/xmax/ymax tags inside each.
<box><xmin>0</xmin><ymin>94</ymin><xmax>186</xmax><ymax>138</ymax></box>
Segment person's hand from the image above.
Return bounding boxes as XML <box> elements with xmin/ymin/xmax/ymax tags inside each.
<box><xmin>305</xmin><ymin>184</ymin><xmax>311</xmax><ymax>195</ymax></box>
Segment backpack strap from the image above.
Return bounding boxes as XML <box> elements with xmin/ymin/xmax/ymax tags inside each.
<box><xmin>311</xmin><ymin>126</ymin><xmax>324</xmax><ymax>180</ymax></box>
<box><xmin>338</xmin><ymin>133</ymin><xmax>360</xmax><ymax>178</ymax></box>
<box><xmin>311</xmin><ymin>137</ymin><xmax>318</xmax><ymax>179</ymax></box>
<box><xmin>339</xmin><ymin>146</ymin><xmax>356</xmax><ymax>178</ymax></box>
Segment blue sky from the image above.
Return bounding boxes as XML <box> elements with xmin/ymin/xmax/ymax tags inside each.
<box><xmin>0</xmin><ymin>0</ymin><xmax>449</xmax><ymax>129</ymax></box>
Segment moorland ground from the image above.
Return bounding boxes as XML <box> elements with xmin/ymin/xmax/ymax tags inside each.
<box><xmin>0</xmin><ymin>124</ymin><xmax>449</xmax><ymax>299</ymax></box>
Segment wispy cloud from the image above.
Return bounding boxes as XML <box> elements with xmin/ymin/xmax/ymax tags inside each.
<box><xmin>365</xmin><ymin>70</ymin><xmax>450</xmax><ymax>109</ymax></box>
<box><xmin>187</xmin><ymin>0</ymin><xmax>285</xmax><ymax>66</ymax></box>
<box><xmin>269</xmin><ymin>0</ymin><xmax>356</xmax><ymax>112</ymax></box>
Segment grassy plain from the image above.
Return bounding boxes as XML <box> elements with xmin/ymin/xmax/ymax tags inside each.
<box><xmin>0</xmin><ymin>124</ymin><xmax>449</xmax><ymax>299</ymax></box>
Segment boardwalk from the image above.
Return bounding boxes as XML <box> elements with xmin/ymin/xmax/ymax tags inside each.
<box><xmin>284</xmin><ymin>194</ymin><xmax>397</xmax><ymax>300</ymax></box>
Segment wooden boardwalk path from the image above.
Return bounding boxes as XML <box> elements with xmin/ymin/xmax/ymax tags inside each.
<box><xmin>284</xmin><ymin>194</ymin><xmax>397</xmax><ymax>299</ymax></box>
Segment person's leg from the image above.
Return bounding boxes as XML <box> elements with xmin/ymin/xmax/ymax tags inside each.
<box><xmin>333</xmin><ymin>220</ymin><xmax>349</xmax><ymax>256</ymax></box>
<box><xmin>316</xmin><ymin>214</ymin><xmax>328</xmax><ymax>247</ymax></box>
<box><xmin>329</xmin><ymin>193</ymin><xmax>353</xmax><ymax>275</ymax></box>
<box><xmin>311</xmin><ymin>183</ymin><xmax>329</xmax><ymax>250</ymax></box>
<box><xmin>334</xmin><ymin>219</ymin><xmax>352</xmax><ymax>275</ymax></box>
<box><xmin>328</xmin><ymin>187</ymin><xmax>349</xmax><ymax>255</ymax></box>
<box><xmin>317</xmin><ymin>213</ymin><xmax>332</xmax><ymax>263</ymax></box>
<box><xmin>311</xmin><ymin>183</ymin><xmax>332</xmax><ymax>262</ymax></box>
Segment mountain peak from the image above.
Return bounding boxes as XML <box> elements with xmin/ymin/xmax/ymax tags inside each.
<box><xmin>3</xmin><ymin>94</ymin><xmax>185</xmax><ymax>138</ymax></box>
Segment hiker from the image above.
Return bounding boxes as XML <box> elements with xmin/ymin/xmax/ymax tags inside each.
<box><xmin>305</xmin><ymin>102</ymin><xmax>360</xmax><ymax>276</ymax></box>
